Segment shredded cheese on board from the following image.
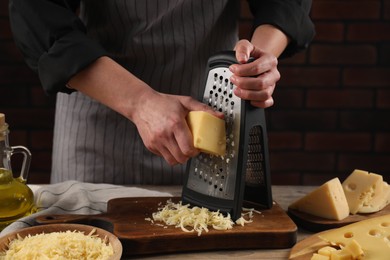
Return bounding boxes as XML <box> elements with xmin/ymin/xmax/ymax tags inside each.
<box><xmin>149</xmin><ymin>200</ymin><xmax>261</xmax><ymax>236</ymax></box>
<box><xmin>0</xmin><ymin>229</ymin><xmax>114</xmax><ymax>260</ymax></box>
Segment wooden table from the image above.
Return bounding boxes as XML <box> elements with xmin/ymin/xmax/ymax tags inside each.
<box><xmin>125</xmin><ymin>185</ymin><xmax>316</xmax><ymax>260</ymax></box>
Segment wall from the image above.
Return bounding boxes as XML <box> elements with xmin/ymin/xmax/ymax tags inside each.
<box><xmin>1</xmin><ymin>0</ymin><xmax>389</xmax><ymax>184</ymax></box>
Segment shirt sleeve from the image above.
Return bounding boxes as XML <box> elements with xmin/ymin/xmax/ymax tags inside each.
<box><xmin>8</xmin><ymin>0</ymin><xmax>108</xmax><ymax>94</ymax></box>
<box><xmin>246</xmin><ymin>0</ymin><xmax>315</xmax><ymax>58</ymax></box>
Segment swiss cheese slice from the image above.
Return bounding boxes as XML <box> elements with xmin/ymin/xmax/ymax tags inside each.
<box><xmin>318</xmin><ymin>214</ymin><xmax>390</xmax><ymax>260</ymax></box>
<box><xmin>289</xmin><ymin>178</ymin><xmax>349</xmax><ymax>220</ymax></box>
<box><xmin>342</xmin><ymin>169</ymin><xmax>385</xmax><ymax>214</ymax></box>
<box><xmin>186</xmin><ymin>111</ymin><xmax>226</xmax><ymax>156</ymax></box>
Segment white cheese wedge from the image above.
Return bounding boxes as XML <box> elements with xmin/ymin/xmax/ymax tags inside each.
<box><xmin>186</xmin><ymin>111</ymin><xmax>226</xmax><ymax>156</ymax></box>
<box><xmin>342</xmin><ymin>169</ymin><xmax>384</xmax><ymax>214</ymax></box>
<box><xmin>289</xmin><ymin>178</ymin><xmax>349</xmax><ymax>220</ymax></box>
<box><xmin>318</xmin><ymin>214</ymin><xmax>390</xmax><ymax>260</ymax></box>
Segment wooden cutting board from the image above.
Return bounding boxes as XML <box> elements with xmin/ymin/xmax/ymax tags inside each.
<box><xmin>289</xmin><ymin>232</ymin><xmax>329</xmax><ymax>260</ymax></box>
<box><xmin>288</xmin><ymin>204</ymin><xmax>390</xmax><ymax>232</ymax></box>
<box><xmin>35</xmin><ymin>197</ymin><xmax>297</xmax><ymax>257</ymax></box>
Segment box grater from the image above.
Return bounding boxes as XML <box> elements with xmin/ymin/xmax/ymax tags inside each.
<box><xmin>182</xmin><ymin>51</ymin><xmax>272</xmax><ymax>220</ymax></box>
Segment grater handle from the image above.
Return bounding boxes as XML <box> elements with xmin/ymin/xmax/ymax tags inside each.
<box><xmin>210</xmin><ymin>51</ymin><xmax>272</xmax><ymax>208</ymax></box>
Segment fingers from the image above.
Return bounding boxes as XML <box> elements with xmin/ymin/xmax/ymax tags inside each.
<box><xmin>230</xmin><ymin>51</ymin><xmax>278</xmax><ymax>77</ymax></box>
<box><xmin>234</xmin><ymin>39</ymin><xmax>256</xmax><ymax>63</ymax></box>
<box><xmin>146</xmin><ymin>120</ymin><xmax>199</xmax><ymax>166</ymax></box>
<box><xmin>231</xmin><ymin>40</ymin><xmax>280</xmax><ymax>109</ymax></box>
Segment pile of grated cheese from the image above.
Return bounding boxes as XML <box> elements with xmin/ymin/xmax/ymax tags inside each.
<box><xmin>0</xmin><ymin>229</ymin><xmax>114</xmax><ymax>260</ymax></box>
<box><xmin>148</xmin><ymin>200</ymin><xmax>261</xmax><ymax>236</ymax></box>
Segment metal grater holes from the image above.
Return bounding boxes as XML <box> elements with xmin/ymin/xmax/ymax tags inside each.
<box><xmin>245</xmin><ymin>126</ymin><xmax>265</xmax><ymax>185</ymax></box>
<box><xmin>195</xmin><ymin>71</ymin><xmax>236</xmax><ymax>194</ymax></box>
<box><xmin>187</xmin><ymin>67</ymin><xmax>240</xmax><ymax>199</ymax></box>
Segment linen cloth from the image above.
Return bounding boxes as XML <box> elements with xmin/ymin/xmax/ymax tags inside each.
<box><xmin>0</xmin><ymin>180</ymin><xmax>172</xmax><ymax>236</ymax></box>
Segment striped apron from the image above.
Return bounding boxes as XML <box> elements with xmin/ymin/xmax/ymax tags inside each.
<box><xmin>51</xmin><ymin>0</ymin><xmax>239</xmax><ymax>184</ymax></box>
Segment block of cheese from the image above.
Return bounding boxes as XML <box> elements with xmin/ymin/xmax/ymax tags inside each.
<box><xmin>186</xmin><ymin>111</ymin><xmax>226</xmax><ymax>156</ymax></box>
<box><xmin>289</xmin><ymin>178</ymin><xmax>349</xmax><ymax>220</ymax></box>
<box><xmin>342</xmin><ymin>239</ymin><xmax>364</xmax><ymax>259</ymax></box>
<box><xmin>318</xmin><ymin>214</ymin><xmax>390</xmax><ymax>260</ymax></box>
<box><xmin>342</xmin><ymin>169</ymin><xmax>385</xmax><ymax>214</ymax></box>
<box><xmin>312</xmin><ymin>240</ymin><xmax>364</xmax><ymax>260</ymax></box>
<box><xmin>358</xmin><ymin>180</ymin><xmax>390</xmax><ymax>214</ymax></box>
<box><xmin>317</xmin><ymin>246</ymin><xmax>337</xmax><ymax>256</ymax></box>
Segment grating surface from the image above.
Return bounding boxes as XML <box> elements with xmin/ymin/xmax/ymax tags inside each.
<box><xmin>186</xmin><ymin>67</ymin><xmax>241</xmax><ymax>200</ymax></box>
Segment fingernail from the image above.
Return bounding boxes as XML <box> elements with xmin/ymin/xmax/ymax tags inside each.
<box><xmin>230</xmin><ymin>75</ymin><xmax>236</xmax><ymax>83</ymax></box>
<box><xmin>229</xmin><ymin>65</ymin><xmax>236</xmax><ymax>73</ymax></box>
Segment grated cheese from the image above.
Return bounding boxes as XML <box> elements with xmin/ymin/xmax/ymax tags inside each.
<box><xmin>0</xmin><ymin>229</ymin><xmax>114</xmax><ymax>260</ymax></box>
<box><xmin>149</xmin><ymin>200</ymin><xmax>261</xmax><ymax>236</ymax></box>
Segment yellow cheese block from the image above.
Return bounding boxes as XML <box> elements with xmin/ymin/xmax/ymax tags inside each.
<box><xmin>318</xmin><ymin>214</ymin><xmax>390</xmax><ymax>260</ymax></box>
<box><xmin>312</xmin><ymin>240</ymin><xmax>364</xmax><ymax>260</ymax></box>
<box><xmin>186</xmin><ymin>111</ymin><xmax>226</xmax><ymax>156</ymax></box>
<box><xmin>342</xmin><ymin>169</ymin><xmax>385</xmax><ymax>214</ymax></box>
<box><xmin>318</xmin><ymin>246</ymin><xmax>337</xmax><ymax>256</ymax></box>
<box><xmin>342</xmin><ymin>239</ymin><xmax>364</xmax><ymax>259</ymax></box>
<box><xmin>289</xmin><ymin>178</ymin><xmax>349</xmax><ymax>220</ymax></box>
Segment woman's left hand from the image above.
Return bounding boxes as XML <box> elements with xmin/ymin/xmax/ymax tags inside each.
<box><xmin>229</xmin><ymin>39</ymin><xmax>280</xmax><ymax>108</ymax></box>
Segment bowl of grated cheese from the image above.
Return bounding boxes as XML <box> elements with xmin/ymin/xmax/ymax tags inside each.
<box><xmin>0</xmin><ymin>223</ymin><xmax>122</xmax><ymax>260</ymax></box>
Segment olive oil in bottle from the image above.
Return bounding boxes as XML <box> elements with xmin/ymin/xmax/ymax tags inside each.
<box><xmin>0</xmin><ymin>113</ymin><xmax>36</xmax><ymax>230</ymax></box>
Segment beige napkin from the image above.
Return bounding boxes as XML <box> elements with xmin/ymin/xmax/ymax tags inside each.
<box><xmin>0</xmin><ymin>180</ymin><xmax>172</xmax><ymax>236</ymax></box>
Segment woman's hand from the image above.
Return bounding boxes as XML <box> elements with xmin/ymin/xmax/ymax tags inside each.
<box><xmin>131</xmin><ymin>90</ymin><xmax>223</xmax><ymax>166</ymax></box>
<box><xmin>229</xmin><ymin>39</ymin><xmax>281</xmax><ymax>108</ymax></box>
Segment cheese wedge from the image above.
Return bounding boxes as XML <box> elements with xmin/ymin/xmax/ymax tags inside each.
<box><xmin>186</xmin><ymin>111</ymin><xmax>226</xmax><ymax>156</ymax></box>
<box><xmin>342</xmin><ymin>169</ymin><xmax>385</xmax><ymax>214</ymax></box>
<box><xmin>359</xmin><ymin>181</ymin><xmax>390</xmax><ymax>213</ymax></box>
<box><xmin>318</xmin><ymin>214</ymin><xmax>390</xmax><ymax>260</ymax></box>
<box><xmin>289</xmin><ymin>178</ymin><xmax>349</xmax><ymax>220</ymax></box>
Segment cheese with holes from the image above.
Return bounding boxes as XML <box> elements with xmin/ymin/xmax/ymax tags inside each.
<box><xmin>318</xmin><ymin>214</ymin><xmax>390</xmax><ymax>260</ymax></box>
<box><xmin>186</xmin><ymin>111</ymin><xmax>226</xmax><ymax>156</ymax></box>
<box><xmin>289</xmin><ymin>178</ymin><xmax>349</xmax><ymax>220</ymax></box>
<box><xmin>359</xmin><ymin>181</ymin><xmax>390</xmax><ymax>213</ymax></box>
<box><xmin>342</xmin><ymin>169</ymin><xmax>385</xmax><ymax>214</ymax></box>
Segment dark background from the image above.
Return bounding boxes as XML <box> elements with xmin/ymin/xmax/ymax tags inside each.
<box><xmin>1</xmin><ymin>0</ymin><xmax>389</xmax><ymax>184</ymax></box>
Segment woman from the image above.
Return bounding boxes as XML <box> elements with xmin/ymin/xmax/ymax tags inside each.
<box><xmin>8</xmin><ymin>0</ymin><xmax>315</xmax><ymax>184</ymax></box>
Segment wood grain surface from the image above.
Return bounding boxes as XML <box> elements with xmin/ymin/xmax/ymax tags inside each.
<box><xmin>288</xmin><ymin>231</ymin><xmax>329</xmax><ymax>260</ymax></box>
<box><xmin>35</xmin><ymin>197</ymin><xmax>297</xmax><ymax>257</ymax></box>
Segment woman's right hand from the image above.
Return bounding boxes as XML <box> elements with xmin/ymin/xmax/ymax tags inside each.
<box><xmin>130</xmin><ymin>90</ymin><xmax>222</xmax><ymax>165</ymax></box>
